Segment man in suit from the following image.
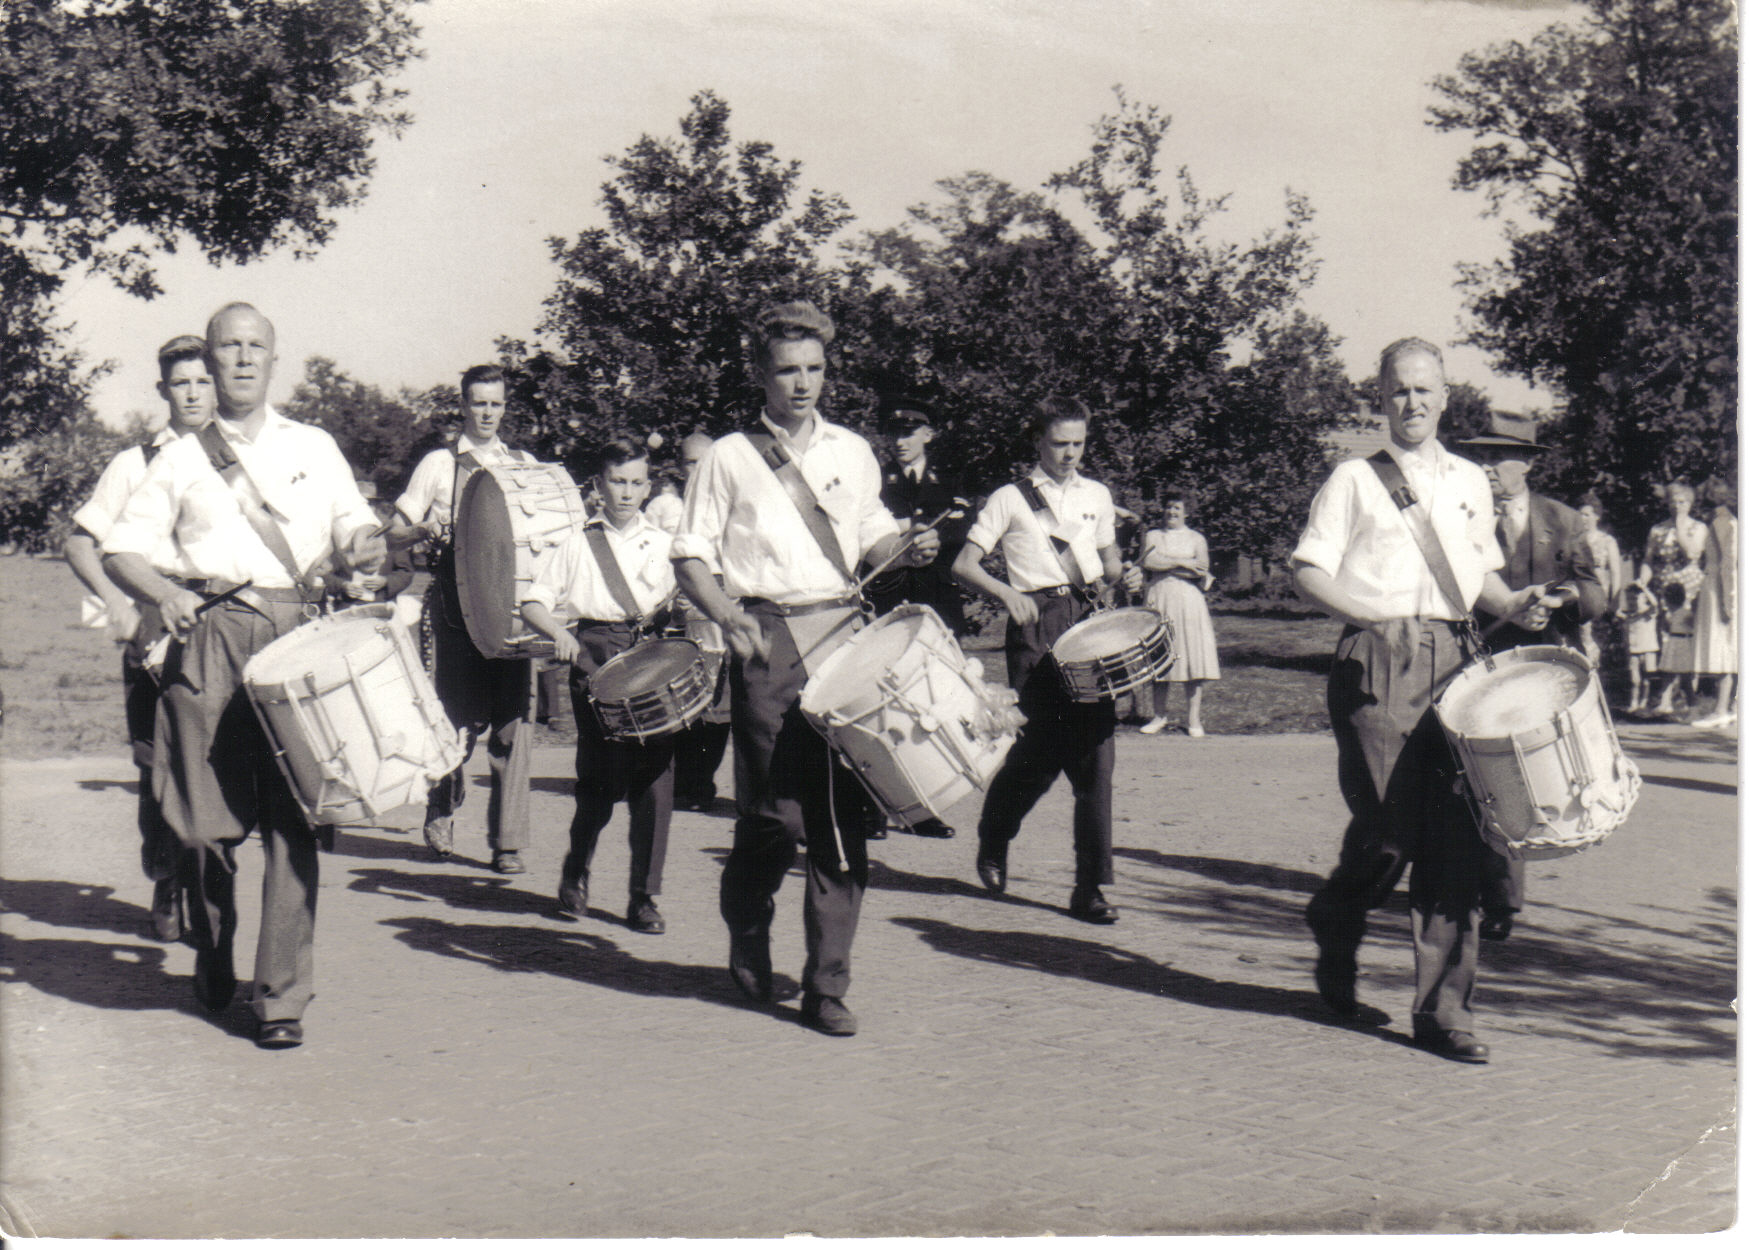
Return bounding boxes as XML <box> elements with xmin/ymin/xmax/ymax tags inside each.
<box><xmin>1456</xmin><ymin>412</ymin><xmax>1607</xmax><ymax>943</ymax></box>
<box><xmin>870</xmin><ymin>397</ymin><xmax>969</xmax><ymax>636</ymax></box>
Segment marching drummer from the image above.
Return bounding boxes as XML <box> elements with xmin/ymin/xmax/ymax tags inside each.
<box><xmin>521</xmin><ymin>436</ymin><xmax>677</xmax><ymax>935</ymax></box>
<box><xmin>1292</xmin><ymin>336</ymin><xmax>1543</xmax><ymax>1065</ymax></box>
<box><xmin>672</xmin><ymin>299</ymin><xmax>937</xmax><ymax>1037</ymax></box>
<box><xmin>393</xmin><ymin>364</ymin><xmax>538</xmax><ymax>876</ymax></box>
<box><xmin>102</xmin><ymin>302</ymin><xmax>384</xmax><ymax>1050</ymax></box>
<box><xmin>951</xmin><ymin>396</ymin><xmax>1142</xmax><ymax>924</ymax></box>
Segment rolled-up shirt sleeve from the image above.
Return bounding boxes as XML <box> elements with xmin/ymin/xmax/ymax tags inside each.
<box><xmin>395</xmin><ymin>449</ymin><xmax>447</xmax><ymax>526</ymax></box>
<box><xmin>102</xmin><ymin>451</ymin><xmax>179</xmax><ymax>562</ymax></box>
<box><xmin>1291</xmin><ymin>466</ymin><xmax>1356</xmax><ymax>578</ymax></box>
<box><xmin>964</xmin><ymin>487</ymin><xmax>1016</xmax><ymax>555</ymax></box>
<box><xmin>671</xmin><ymin>443</ymin><xmax>728</xmax><ymax>570</ymax></box>
<box><xmin>523</xmin><ymin>534</ymin><xmax>579</xmax><ymax>614</ymax></box>
<box><xmin>852</xmin><ymin>448</ymin><xmax>902</xmax><ymax>561</ymax></box>
<box><xmin>71</xmin><ymin>449</ymin><xmax>141</xmax><ymax>545</ymax></box>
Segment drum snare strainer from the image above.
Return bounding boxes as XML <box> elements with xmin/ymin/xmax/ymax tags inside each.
<box><xmin>1435</xmin><ymin>645</ymin><xmax>1641</xmax><ymax>861</ymax></box>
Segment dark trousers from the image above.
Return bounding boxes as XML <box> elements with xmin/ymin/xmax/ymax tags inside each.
<box><xmin>154</xmin><ymin>599</ymin><xmax>320</xmax><ymax>1023</ymax></box>
<box><xmin>976</xmin><ymin>593</ymin><xmax>1116</xmax><ymax>889</ymax></box>
<box><xmin>720</xmin><ymin>613</ymin><xmax>880</xmax><ymax>999</ymax></box>
<box><xmin>672</xmin><ymin>719</ymin><xmax>731</xmax><ymax>807</ymax></box>
<box><xmin>425</xmin><ymin>599</ymin><xmax>533</xmax><ymax>852</ymax></box>
<box><xmin>1306</xmin><ymin>621</ymin><xmax>1490</xmax><ymax>1032</ymax></box>
<box><xmin>121</xmin><ymin>603</ymin><xmax>180</xmax><ymax>884</ymax></box>
<box><xmin>565</xmin><ymin>623</ymin><xmax>674</xmax><ymax>897</ymax></box>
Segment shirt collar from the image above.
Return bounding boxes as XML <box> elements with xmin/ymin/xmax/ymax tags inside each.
<box><xmin>1029</xmin><ymin>465</ymin><xmax>1080</xmax><ymax>492</ymax></box>
<box><xmin>588</xmin><ymin>511</ymin><xmax>656</xmax><ymax>539</ymax></box>
<box><xmin>1385</xmin><ymin>438</ymin><xmax>1452</xmax><ymax>480</ymax></box>
<box><xmin>761</xmin><ymin>409</ymin><xmax>832</xmax><ymax>455</ymax></box>
<box><xmin>456</xmin><ymin>431</ymin><xmax>508</xmax><ymax>458</ymax></box>
<box><xmin>213</xmin><ymin>405</ymin><xmax>288</xmax><ymax>447</ymax></box>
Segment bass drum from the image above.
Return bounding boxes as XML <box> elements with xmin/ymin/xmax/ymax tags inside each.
<box><xmin>454</xmin><ymin>461</ymin><xmax>587</xmax><ymax>659</ymax></box>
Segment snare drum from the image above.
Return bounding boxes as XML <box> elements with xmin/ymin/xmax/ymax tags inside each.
<box><xmin>243</xmin><ymin>604</ymin><xmax>465</xmax><ymax>826</ymax></box>
<box><xmin>588</xmin><ymin>637</ymin><xmax>715</xmax><ymax>743</ymax></box>
<box><xmin>800</xmin><ymin>605</ymin><xmax>1021</xmax><ymax>827</ymax></box>
<box><xmin>1051</xmin><ymin>607</ymin><xmax>1176</xmax><ymax>702</ymax></box>
<box><xmin>453</xmin><ymin>461</ymin><xmax>587</xmax><ymax>659</ymax></box>
<box><xmin>1435</xmin><ymin>645</ymin><xmax>1640</xmax><ymax>861</ymax></box>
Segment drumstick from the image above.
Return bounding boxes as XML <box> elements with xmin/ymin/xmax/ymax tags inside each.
<box><xmin>193</xmin><ymin>580</ymin><xmax>254</xmax><ymax>617</ymax></box>
<box><xmin>852</xmin><ymin>503</ymin><xmax>965</xmax><ymax>594</ymax></box>
<box><xmin>1481</xmin><ymin>582</ymin><xmax>1577</xmax><ymax>639</ymax></box>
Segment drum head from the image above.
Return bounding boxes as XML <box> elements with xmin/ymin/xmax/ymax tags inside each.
<box><xmin>1439</xmin><ymin>647</ymin><xmax>1588</xmax><ymax>738</ymax></box>
<box><xmin>591</xmin><ymin>640</ymin><xmax>701</xmax><ymax>702</ymax></box>
<box><xmin>454</xmin><ymin>469</ymin><xmax>518</xmax><ymax>658</ymax></box>
<box><xmin>1052</xmin><ymin>608</ymin><xmax>1159</xmax><ymax>663</ymax></box>
<box><xmin>806</xmin><ymin>610</ymin><xmax>926</xmax><ymax>707</ymax></box>
<box><xmin>244</xmin><ymin>605</ymin><xmax>394</xmax><ymax>685</ymax></box>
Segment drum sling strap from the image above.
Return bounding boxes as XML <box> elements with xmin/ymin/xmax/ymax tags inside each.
<box><xmin>743</xmin><ymin>429</ymin><xmax>856</xmax><ymax>586</ymax></box>
<box><xmin>1366</xmin><ymin>450</ymin><xmax>1487</xmax><ymax>660</ymax></box>
<box><xmin>583</xmin><ymin>522</ymin><xmax>645</xmax><ymax>626</ymax></box>
<box><xmin>1015</xmin><ymin>478</ymin><xmax>1091</xmax><ymax>595</ymax></box>
<box><xmin>194</xmin><ymin>421</ymin><xmax>327</xmax><ymax>606</ymax></box>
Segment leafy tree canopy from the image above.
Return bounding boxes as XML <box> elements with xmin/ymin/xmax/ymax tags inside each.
<box><xmin>1429</xmin><ymin>0</ymin><xmax>1737</xmax><ymax>542</ymax></box>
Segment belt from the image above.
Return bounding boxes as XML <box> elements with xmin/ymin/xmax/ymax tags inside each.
<box><xmin>1026</xmin><ymin>585</ymin><xmax>1074</xmax><ymax>599</ymax></box>
<box><xmin>573</xmin><ymin>617</ymin><xmax>637</xmax><ymax>632</ymax></box>
<box><xmin>192</xmin><ymin>579</ymin><xmax>321</xmax><ymax>616</ymax></box>
<box><xmin>740</xmin><ymin>594</ymin><xmax>861</xmax><ymax>617</ymax></box>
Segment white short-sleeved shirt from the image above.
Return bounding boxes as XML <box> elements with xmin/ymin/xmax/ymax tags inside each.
<box><xmin>105</xmin><ymin>408</ymin><xmax>376</xmax><ymax>590</ymax></box>
<box><xmin>1291</xmin><ymin>441</ymin><xmax>1503</xmax><ymax>621</ymax></box>
<box><xmin>72</xmin><ymin>428</ymin><xmax>194</xmax><ymax>575</ymax></box>
<box><xmin>671</xmin><ymin>412</ymin><xmax>900</xmax><ymax>605</ymax></box>
<box><xmin>525</xmin><ymin>514</ymin><xmax>674</xmax><ymax>622</ymax></box>
<box><xmin>395</xmin><ymin>433</ymin><xmax>531</xmax><ymax>531</ymax></box>
<box><xmin>964</xmin><ymin>467</ymin><xmax>1117</xmax><ymax>592</ymax></box>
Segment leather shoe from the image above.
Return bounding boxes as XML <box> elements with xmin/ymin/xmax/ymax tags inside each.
<box><xmin>192</xmin><ymin>946</ymin><xmax>236</xmax><ymax>1013</ymax></box>
<box><xmin>557</xmin><ymin>871</ymin><xmax>589</xmax><ymax>920</ymax></box>
<box><xmin>912</xmin><ymin>818</ymin><xmax>955</xmax><ymax>839</ymax></box>
<box><xmin>491</xmin><ymin>850</ymin><xmax>525</xmax><ymax>875</ymax></box>
<box><xmin>867</xmin><ymin>825</ymin><xmax>888</xmax><ymax>840</ymax></box>
<box><xmin>256</xmin><ymin>1020</ymin><xmax>304</xmax><ymax>1050</ymax></box>
<box><xmin>1479</xmin><ymin>912</ymin><xmax>1514</xmax><ymax>942</ymax></box>
<box><xmin>975</xmin><ymin>849</ymin><xmax>1007</xmax><ymax>895</ymax></box>
<box><xmin>1068</xmin><ymin>886</ymin><xmax>1119</xmax><ymax>924</ymax></box>
<box><xmin>1313</xmin><ymin>952</ymin><xmax>1359</xmax><ymax>1016</ymax></box>
<box><xmin>1413</xmin><ymin>1027</ymin><xmax>1490</xmax><ymax>1064</ymax></box>
<box><xmin>800</xmin><ymin>992</ymin><xmax>858</xmax><ymax>1036</ymax></box>
<box><xmin>150</xmin><ymin>877</ymin><xmax>182</xmax><ymax>943</ymax></box>
<box><xmin>728</xmin><ymin>930</ymin><xmax>772</xmax><ymax>1002</ymax></box>
<box><xmin>627</xmin><ymin>894</ymin><xmax>666</xmax><ymax>934</ymax></box>
<box><xmin>423</xmin><ymin>816</ymin><xmax>454</xmax><ymax>859</ymax></box>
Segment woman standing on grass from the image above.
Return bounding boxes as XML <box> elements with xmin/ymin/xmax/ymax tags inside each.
<box><xmin>1139</xmin><ymin>490</ymin><xmax>1220</xmax><ymax>737</ymax></box>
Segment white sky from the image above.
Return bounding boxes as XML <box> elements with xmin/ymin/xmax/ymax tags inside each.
<box><xmin>56</xmin><ymin>0</ymin><xmax>1576</xmax><ymax>427</ymax></box>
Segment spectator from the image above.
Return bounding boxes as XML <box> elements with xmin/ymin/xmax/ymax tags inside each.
<box><xmin>1138</xmin><ymin>490</ymin><xmax>1220</xmax><ymax>737</ymax></box>
<box><xmin>1692</xmin><ymin>476</ymin><xmax>1737</xmax><ymax>728</ymax></box>
<box><xmin>1574</xmin><ymin>491</ymin><xmax>1625</xmax><ymax>668</ymax></box>
<box><xmin>1620</xmin><ymin>579</ymin><xmax>1660</xmax><ymax>713</ymax></box>
<box><xmin>1640</xmin><ymin>480</ymin><xmax>1707</xmax><ymax>716</ymax></box>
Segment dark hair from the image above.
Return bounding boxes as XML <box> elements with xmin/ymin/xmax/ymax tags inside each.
<box><xmin>156</xmin><ymin>334</ymin><xmax>207</xmax><ymax>382</ymax></box>
<box><xmin>749</xmin><ymin>300</ymin><xmax>835</xmax><ymax>369</ymax></box>
<box><xmin>1024</xmin><ymin>396</ymin><xmax>1091</xmax><ymax>443</ymax></box>
<box><xmin>1160</xmin><ymin>488</ymin><xmax>1192</xmax><ymax>512</ymax></box>
<box><xmin>1577</xmin><ymin>491</ymin><xmax>1605</xmax><ymax>514</ymax></box>
<box><xmin>460</xmin><ymin>364</ymin><xmax>505</xmax><ymax>398</ymax></box>
<box><xmin>592</xmin><ymin>435</ymin><xmax>648</xmax><ymax>479</ymax></box>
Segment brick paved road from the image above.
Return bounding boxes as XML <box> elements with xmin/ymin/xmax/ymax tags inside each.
<box><xmin>1</xmin><ymin>720</ymin><xmax>1735</xmax><ymax>1236</ymax></box>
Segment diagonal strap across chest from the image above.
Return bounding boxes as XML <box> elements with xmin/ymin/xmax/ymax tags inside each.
<box><xmin>744</xmin><ymin>429</ymin><xmax>855</xmax><ymax>585</ymax></box>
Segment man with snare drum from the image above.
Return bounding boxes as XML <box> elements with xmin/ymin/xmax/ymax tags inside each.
<box><xmin>952</xmin><ymin>397</ymin><xmax>1143</xmax><ymax>924</ymax></box>
<box><xmin>522</xmin><ymin>436</ymin><xmax>677</xmax><ymax>936</ymax></box>
<box><xmin>394</xmin><ymin>365</ymin><xmax>537</xmax><ymax>875</ymax></box>
<box><xmin>102</xmin><ymin>303</ymin><xmax>384</xmax><ymax>1050</ymax></box>
<box><xmin>672</xmin><ymin>300</ymin><xmax>937</xmax><ymax>1038</ymax></box>
<box><xmin>1292</xmin><ymin>337</ymin><xmax>1548</xmax><ymax>1065</ymax></box>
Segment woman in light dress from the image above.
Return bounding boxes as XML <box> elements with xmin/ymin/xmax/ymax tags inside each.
<box><xmin>1138</xmin><ymin>492</ymin><xmax>1219</xmax><ymax>737</ymax></box>
<box><xmin>1691</xmin><ymin>476</ymin><xmax>1736</xmax><ymax>727</ymax></box>
<box><xmin>1639</xmin><ymin>480</ymin><xmax>1709</xmax><ymax>715</ymax></box>
<box><xmin>1574</xmin><ymin>492</ymin><xmax>1625</xmax><ymax>669</ymax></box>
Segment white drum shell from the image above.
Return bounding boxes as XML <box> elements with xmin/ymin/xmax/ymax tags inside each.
<box><xmin>800</xmin><ymin>605</ymin><xmax>1016</xmax><ymax>826</ymax></box>
<box><xmin>243</xmin><ymin>605</ymin><xmax>465</xmax><ymax>826</ymax></box>
<box><xmin>1435</xmin><ymin>645</ymin><xmax>1640</xmax><ymax>861</ymax></box>
<box><xmin>454</xmin><ymin>461</ymin><xmax>587</xmax><ymax>659</ymax></box>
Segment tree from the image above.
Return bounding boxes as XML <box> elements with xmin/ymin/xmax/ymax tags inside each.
<box><xmin>0</xmin><ymin>0</ymin><xmax>424</xmax><ymax>453</ymax></box>
<box><xmin>277</xmin><ymin>357</ymin><xmax>432</xmax><ymax>496</ymax></box>
<box><xmin>505</xmin><ymin>90</ymin><xmax>852</xmax><ymax>465</ymax></box>
<box><xmin>0</xmin><ymin>245</ymin><xmax>106</xmax><ymax>446</ymax></box>
<box><xmin>1429</xmin><ymin>0</ymin><xmax>1737</xmax><ymax>541</ymax></box>
<box><xmin>0</xmin><ymin>412</ymin><xmax>145</xmax><ymax>552</ymax></box>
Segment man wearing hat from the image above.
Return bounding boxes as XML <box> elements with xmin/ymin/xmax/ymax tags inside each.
<box><xmin>1455</xmin><ymin>410</ymin><xmax>1607</xmax><ymax>943</ymax></box>
<box><xmin>871</xmin><ymin>397</ymin><xmax>970</xmax><ymax>637</ymax></box>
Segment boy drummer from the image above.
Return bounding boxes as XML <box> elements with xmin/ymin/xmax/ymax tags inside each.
<box><xmin>522</xmin><ymin>436</ymin><xmax>676</xmax><ymax>935</ymax></box>
<box><xmin>952</xmin><ymin>397</ymin><xmax>1141</xmax><ymax>923</ymax></box>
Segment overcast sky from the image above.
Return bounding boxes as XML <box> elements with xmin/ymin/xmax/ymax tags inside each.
<box><xmin>59</xmin><ymin>0</ymin><xmax>1576</xmax><ymax>427</ymax></box>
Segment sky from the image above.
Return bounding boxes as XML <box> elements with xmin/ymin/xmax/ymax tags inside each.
<box><xmin>57</xmin><ymin>0</ymin><xmax>1578</xmax><ymax>427</ymax></box>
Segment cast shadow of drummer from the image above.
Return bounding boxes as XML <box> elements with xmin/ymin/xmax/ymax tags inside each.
<box><xmin>345</xmin><ymin>865</ymin><xmax>561</xmax><ymax>920</ymax></box>
<box><xmin>866</xmin><ymin>857</ymin><xmax>1065</xmax><ymax>917</ymax></box>
<box><xmin>379</xmin><ymin>913</ymin><xmax>793</xmax><ymax>1010</ymax></box>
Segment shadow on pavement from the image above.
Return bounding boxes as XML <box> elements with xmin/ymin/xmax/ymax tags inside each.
<box><xmin>1</xmin><ymin>878</ymin><xmax>156</xmax><ymax>938</ymax></box>
<box><xmin>346</xmin><ymin>866</ymin><xmax>561</xmax><ymax>919</ymax></box>
<box><xmin>76</xmin><ymin>778</ymin><xmax>139</xmax><ymax>794</ymax></box>
<box><xmin>1636</xmin><ymin>773</ymin><xmax>1737</xmax><ymax>797</ymax></box>
<box><xmin>329</xmin><ymin>829</ymin><xmax>428</xmax><ymax>861</ymax></box>
<box><xmin>1116</xmin><ymin>848</ymin><xmax>1327</xmax><ymax>896</ymax></box>
<box><xmin>379</xmin><ymin>913</ymin><xmax>793</xmax><ymax>1010</ymax></box>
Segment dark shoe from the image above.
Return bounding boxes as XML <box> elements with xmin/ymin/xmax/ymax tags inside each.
<box><xmin>256</xmin><ymin>1020</ymin><xmax>304</xmax><ymax>1050</ymax></box>
<box><xmin>728</xmin><ymin>930</ymin><xmax>773</xmax><ymax>1002</ymax></box>
<box><xmin>674</xmin><ymin>789</ymin><xmax>716</xmax><ymax>812</ymax></box>
<box><xmin>627</xmin><ymin>895</ymin><xmax>666</xmax><ymax>934</ymax></box>
<box><xmin>800</xmin><ymin>992</ymin><xmax>858</xmax><ymax>1037</ymax></box>
<box><xmin>557</xmin><ymin>871</ymin><xmax>589</xmax><ymax>920</ymax></box>
<box><xmin>868</xmin><ymin>825</ymin><xmax>888</xmax><ymax>840</ymax></box>
<box><xmin>1313</xmin><ymin>951</ymin><xmax>1359</xmax><ymax>1016</ymax></box>
<box><xmin>423</xmin><ymin>816</ymin><xmax>454</xmax><ymax>860</ymax></box>
<box><xmin>975</xmin><ymin>849</ymin><xmax>1007</xmax><ymax>895</ymax></box>
<box><xmin>1413</xmin><ymin>1027</ymin><xmax>1490</xmax><ymax>1064</ymax></box>
<box><xmin>1068</xmin><ymin>886</ymin><xmax>1119</xmax><ymax>924</ymax></box>
<box><xmin>192</xmin><ymin>947</ymin><xmax>237</xmax><ymax>1014</ymax></box>
<box><xmin>492</xmin><ymin>850</ymin><xmax>525</xmax><ymax>875</ymax></box>
<box><xmin>1479</xmin><ymin>912</ymin><xmax>1514</xmax><ymax>942</ymax></box>
<box><xmin>150</xmin><ymin>877</ymin><xmax>182</xmax><ymax>943</ymax></box>
<box><xmin>912</xmin><ymin>818</ymin><xmax>955</xmax><ymax>839</ymax></box>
